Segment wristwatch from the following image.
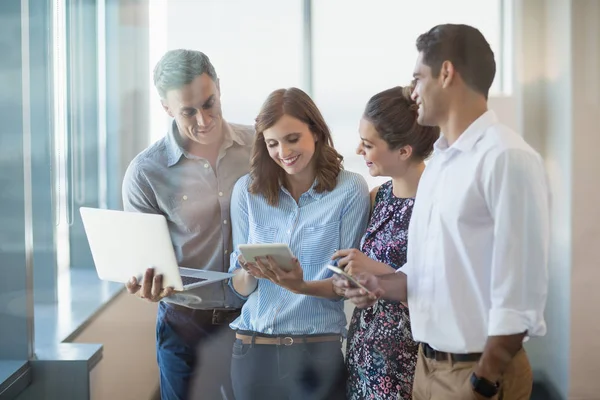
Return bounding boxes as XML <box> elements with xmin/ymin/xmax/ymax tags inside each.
<box><xmin>470</xmin><ymin>372</ymin><xmax>499</xmax><ymax>398</ymax></box>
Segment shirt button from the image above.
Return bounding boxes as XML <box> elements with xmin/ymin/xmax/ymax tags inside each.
<box><xmin>182</xmin><ymin>195</ymin><xmax>188</xmax><ymax>200</ymax></box>
<box><xmin>287</xmin><ymin>229</ymin><xmax>291</xmax><ymax>234</ymax></box>
<box><xmin>204</xmin><ymin>163</ymin><xmax>210</xmax><ymax>168</ymax></box>
<box><xmin>218</xmin><ymin>192</ymin><xmax>223</xmax><ymax>197</ymax></box>
<box><xmin>223</xmin><ymin>220</ymin><xmax>228</xmax><ymax>225</ymax></box>
<box><xmin>224</xmin><ymin>250</ymin><xmax>228</xmax><ymax>255</ymax></box>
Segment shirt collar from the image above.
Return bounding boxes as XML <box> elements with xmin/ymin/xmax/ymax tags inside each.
<box><xmin>280</xmin><ymin>178</ymin><xmax>327</xmax><ymax>201</ymax></box>
<box><xmin>434</xmin><ymin>110</ymin><xmax>498</xmax><ymax>153</ymax></box>
<box><xmin>224</xmin><ymin>122</ymin><xmax>246</xmax><ymax>147</ymax></box>
<box><xmin>166</xmin><ymin>120</ymin><xmax>184</xmax><ymax>167</ymax></box>
<box><xmin>305</xmin><ymin>179</ymin><xmax>327</xmax><ymax>200</ymax></box>
<box><xmin>165</xmin><ymin>119</ymin><xmax>243</xmax><ymax>167</ymax></box>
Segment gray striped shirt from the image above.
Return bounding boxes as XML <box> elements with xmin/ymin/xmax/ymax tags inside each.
<box><xmin>122</xmin><ymin>120</ymin><xmax>254</xmax><ymax>309</ymax></box>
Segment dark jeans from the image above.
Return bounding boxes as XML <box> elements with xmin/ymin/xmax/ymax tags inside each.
<box><xmin>231</xmin><ymin>334</ymin><xmax>347</xmax><ymax>400</ymax></box>
<box><xmin>156</xmin><ymin>302</ymin><xmax>238</xmax><ymax>400</ymax></box>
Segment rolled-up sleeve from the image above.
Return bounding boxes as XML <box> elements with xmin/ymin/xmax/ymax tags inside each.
<box><xmin>397</xmin><ymin>263</ymin><xmax>410</xmax><ymax>275</ymax></box>
<box><xmin>228</xmin><ymin>175</ymin><xmax>254</xmax><ymax>299</ymax></box>
<box><xmin>337</xmin><ymin>175</ymin><xmax>370</xmax><ymax>251</ymax></box>
<box><xmin>328</xmin><ymin>175</ymin><xmax>370</xmax><ymax>302</ymax></box>
<box><xmin>484</xmin><ymin>149</ymin><xmax>550</xmax><ymax>337</ymax></box>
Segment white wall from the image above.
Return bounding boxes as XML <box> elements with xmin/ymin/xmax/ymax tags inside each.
<box><xmin>513</xmin><ymin>1</ymin><xmax>600</xmax><ymax>399</ymax></box>
<box><xmin>512</xmin><ymin>0</ymin><xmax>572</xmax><ymax>398</ymax></box>
<box><xmin>569</xmin><ymin>1</ymin><xmax>600</xmax><ymax>399</ymax></box>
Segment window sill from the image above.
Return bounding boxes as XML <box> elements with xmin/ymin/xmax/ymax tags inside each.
<box><xmin>34</xmin><ymin>269</ymin><xmax>123</xmax><ymax>348</ymax></box>
<box><xmin>2</xmin><ymin>269</ymin><xmax>123</xmax><ymax>398</ymax></box>
<box><xmin>0</xmin><ymin>360</ymin><xmax>30</xmax><ymax>399</ymax></box>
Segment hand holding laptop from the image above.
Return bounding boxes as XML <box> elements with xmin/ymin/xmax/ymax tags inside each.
<box><xmin>126</xmin><ymin>267</ymin><xmax>174</xmax><ymax>302</ymax></box>
<box><xmin>79</xmin><ymin>208</ymin><xmax>235</xmax><ymax>292</ymax></box>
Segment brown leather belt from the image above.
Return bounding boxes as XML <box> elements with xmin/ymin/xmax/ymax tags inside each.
<box><xmin>421</xmin><ymin>342</ymin><xmax>482</xmax><ymax>362</ymax></box>
<box><xmin>166</xmin><ymin>303</ymin><xmax>241</xmax><ymax>325</ymax></box>
<box><xmin>236</xmin><ymin>333</ymin><xmax>342</xmax><ymax>346</ymax></box>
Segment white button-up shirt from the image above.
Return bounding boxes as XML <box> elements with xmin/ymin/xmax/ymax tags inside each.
<box><xmin>403</xmin><ymin>110</ymin><xmax>550</xmax><ymax>354</ymax></box>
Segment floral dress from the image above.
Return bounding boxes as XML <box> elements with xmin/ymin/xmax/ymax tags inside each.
<box><xmin>346</xmin><ymin>180</ymin><xmax>418</xmax><ymax>400</ymax></box>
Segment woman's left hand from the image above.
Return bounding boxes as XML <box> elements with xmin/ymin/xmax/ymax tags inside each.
<box><xmin>255</xmin><ymin>256</ymin><xmax>306</xmax><ymax>294</ymax></box>
<box><xmin>333</xmin><ymin>248</ymin><xmax>392</xmax><ymax>276</ymax></box>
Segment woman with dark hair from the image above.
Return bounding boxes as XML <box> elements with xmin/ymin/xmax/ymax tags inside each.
<box><xmin>227</xmin><ymin>87</ymin><xmax>370</xmax><ymax>400</ymax></box>
<box><xmin>333</xmin><ymin>85</ymin><xmax>440</xmax><ymax>399</ymax></box>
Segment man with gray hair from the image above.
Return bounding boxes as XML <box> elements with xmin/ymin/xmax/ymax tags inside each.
<box><xmin>122</xmin><ymin>49</ymin><xmax>253</xmax><ymax>400</ymax></box>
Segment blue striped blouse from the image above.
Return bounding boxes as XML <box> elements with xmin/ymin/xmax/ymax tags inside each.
<box><xmin>228</xmin><ymin>169</ymin><xmax>370</xmax><ymax>335</ymax></box>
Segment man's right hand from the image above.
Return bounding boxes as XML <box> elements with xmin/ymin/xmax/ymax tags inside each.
<box><xmin>341</xmin><ymin>272</ymin><xmax>384</xmax><ymax>308</ymax></box>
<box><xmin>126</xmin><ymin>267</ymin><xmax>174</xmax><ymax>302</ymax></box>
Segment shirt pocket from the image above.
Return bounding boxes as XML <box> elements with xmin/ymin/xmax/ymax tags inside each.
<box><xmin>168</xmin><ymin>193</ymin><xmax>203</xmax><ymax>233</ymax></box>
<box><xmin>300</xmin><ymin>221</ymin><xmax>340</xmax><ymax>266</ymax></box>
<box><xmin>247</xmin><ymin>222</ymin><xmax>278</xmax><ymax>244</ymax></box>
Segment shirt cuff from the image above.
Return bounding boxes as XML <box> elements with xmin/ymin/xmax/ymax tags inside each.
<box><xmin>228</xmin><ymin>252</ymin><xmax>242</xmax><ymax>274</ymax></box>
<box><xmin>227</xmin><ymin>258</ymin><xmax>257</xmax><ymax>300</ymax></box>
<box><xmin>488</xmin><ymin>308</ymin><xmax>544</xmax><ymax>336</ymax></box>
<box><xmin>396</xmin><ymin>262</ymin><xmax>410</xmax><ymax>276</ymax></box>
<box><xmin>227</xmin><ymin>274</ymin><xmax>256</xmax><ymax>301</ymax></box>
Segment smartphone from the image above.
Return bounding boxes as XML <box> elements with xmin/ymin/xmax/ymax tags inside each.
<box><xmin>326</xmin><ymin>265</ymin><xmax>372</xmax><ymax>294</ymax></box>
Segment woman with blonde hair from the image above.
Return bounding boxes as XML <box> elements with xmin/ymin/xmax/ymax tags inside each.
<box><xmin>227</xmin><ymin>87</ymin><xmax>370</xmax><ymax>400</ymax></box>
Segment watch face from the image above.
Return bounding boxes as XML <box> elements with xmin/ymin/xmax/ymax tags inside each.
<box><xmin>471</xmin><ymin>372</ymin><xmax>499</xmax><ymax>398</ymax></box>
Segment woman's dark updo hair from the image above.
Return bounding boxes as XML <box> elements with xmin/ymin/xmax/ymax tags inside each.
<box><xmin>363</xmin><ymin>86</ymin><xmax>440</xmax><ymax>160</ymax></box>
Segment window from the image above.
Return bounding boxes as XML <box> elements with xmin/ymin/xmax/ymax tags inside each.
<box><xmin>311</xmin><ymin>0</ymin><xmax>507</xmax><ymax>187</ymax></box>
<box><xmin>1</xmin><ymin>0</ymin><xmax>512</xmax><ymax>396</ymax></box>
<box><xmin>2</xmin><ymin>0</ymin><xmax>127</xmax><ymax>395</ymax></box>
<box><xmin>149</xmin><ymin>0</ymin><xmax>305</xmax><ymax>143</ymax></box>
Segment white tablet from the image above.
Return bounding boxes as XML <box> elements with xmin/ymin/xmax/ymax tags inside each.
<box><xmin>238</xmin><ymin>243</ymin><xmax>296</xmax><ymax>272</ymax></box>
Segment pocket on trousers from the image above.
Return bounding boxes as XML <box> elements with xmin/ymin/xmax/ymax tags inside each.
<box><xmin>155</xmin><ymin>309</ymin><xmax>168</xmax><ymax>349</ymax></box>
<box><xmin>232</xmin><ymin>339</ymin><xmax>253</xmax><ymax>359</ymax></box>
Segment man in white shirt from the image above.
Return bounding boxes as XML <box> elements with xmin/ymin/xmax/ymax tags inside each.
<box><xmin>337</xmin><ymin>24</ymin><xmax>549</xmax><ymax>400</ymax></box>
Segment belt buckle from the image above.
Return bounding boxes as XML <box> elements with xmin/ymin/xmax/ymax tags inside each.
<box><xmin>282</xmin><ymin>337</ymin><xmax>293</xmax><ymax>346</ymax></box>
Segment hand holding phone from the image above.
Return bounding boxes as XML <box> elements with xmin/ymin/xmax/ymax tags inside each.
<box><xmin>326</xmin><ymin>265</ymin><xmax>372</xmax><ymax>294</ymax></box>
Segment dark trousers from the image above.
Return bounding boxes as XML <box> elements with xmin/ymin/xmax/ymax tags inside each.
<box><xmin>230</xmin><ymin>334</ymin><xmax>347</xmax><ymax>400</ymax></box>
<box><xmin>156</xmin><ymin>302</ymin><xmax>238</xmax><ymax>400</ymax></box>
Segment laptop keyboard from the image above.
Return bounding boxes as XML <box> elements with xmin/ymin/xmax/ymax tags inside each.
<box><xmin>181</xmin><ymin>276</ymin><xmax>208</xmax><ymax>286</ymax></box>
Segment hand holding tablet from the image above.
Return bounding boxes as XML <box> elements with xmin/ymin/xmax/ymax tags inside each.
<box><xmin>238</xmin><ymin>243</ymin><xmax>297</xmax><ymax>272</ymax></box>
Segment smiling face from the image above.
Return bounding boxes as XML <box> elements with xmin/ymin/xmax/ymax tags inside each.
<box><xmin>411</xmin><ymin>52</ymin><xmax>448</xmax><ymax>127</ymax></box>
<box><xmin>161</xmin><ymin>73</ymin><xmax>224</xmax><ymax>146</ymax></box>
<box><xmin>356</xmin><ymin>117</ymin><xmax>410</xmax><ymax>177</ymax></box>
<box><xmin>263</xmin><ymin>114</ymin><xmax>317</xmax><ymax>179</ymax></box>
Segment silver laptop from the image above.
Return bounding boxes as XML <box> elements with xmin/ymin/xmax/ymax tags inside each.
<box><xmin>79</xmin><ymin>207</ymin><xmax>233</xmax><ymax>291</ymax></box>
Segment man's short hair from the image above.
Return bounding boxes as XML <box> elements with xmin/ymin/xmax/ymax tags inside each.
<box><xmin>416</xmin><ymin>24</ymin><xmax>496</xmax><ymax>99</ymax></box>
<box><xmin>153</xmin><ymin>49</ymin><xmax>218</xmax><ymax>99</ymax></box>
